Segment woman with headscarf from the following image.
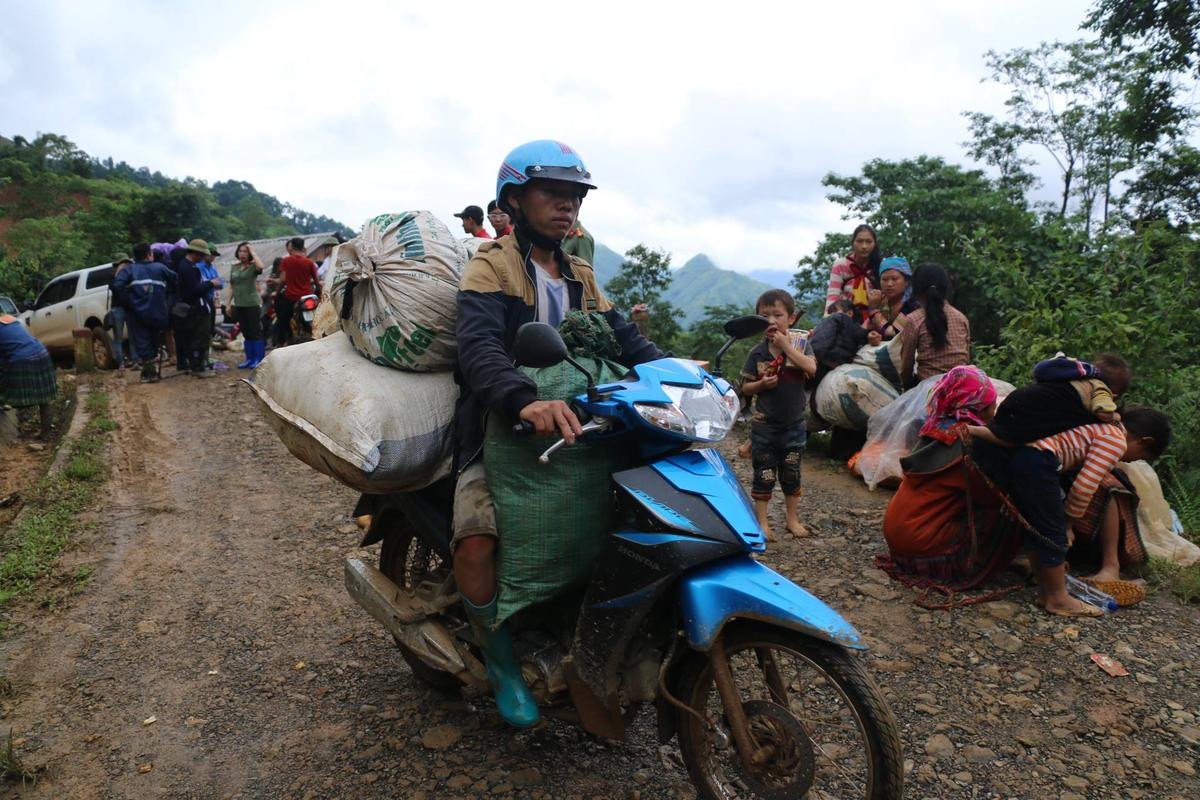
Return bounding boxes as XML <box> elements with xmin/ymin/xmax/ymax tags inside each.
<box><xmin>877</xmin><ymin>366</ymin><xmax>1026</xmax><ymax>592</ymax></box>
<box><xmin>865</xmin><ymin>256</ymin><xmax>917</xmax><ymax>345</ymax></box>
<box><xmin>823</xmin><ymin>224</ymin><xmax>881</xmax><ymax>323</ymax></box>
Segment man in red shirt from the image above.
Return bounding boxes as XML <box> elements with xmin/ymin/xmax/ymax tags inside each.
<box><xmin>453</xmin><ymin>205</ymin><xmax>492</xmax><ymax>238</ymax></box>
<box><xmin>273</xmin><ymin>236</ymin><xmax>321</xmax><ymax>346</ymax></box>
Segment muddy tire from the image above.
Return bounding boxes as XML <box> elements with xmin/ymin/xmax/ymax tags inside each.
<box><xmin>378</xmin><ymin>531</ymin><xmax>459</xmax><ymax>693</ymax></box>
<box><xmin>676</xmin><ymin>623</ymin><xmax>903</xmax><ymax>800</ymax></box>
<box><xmin>91</xmin><ymin>326</ymin><xmax>116</xmax><ymax>370</ymax></box>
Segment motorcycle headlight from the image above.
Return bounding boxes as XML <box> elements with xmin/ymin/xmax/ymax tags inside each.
<box><xmin>635</xmin><ymin>381</ymin><xmax>737</xmax><ymax>442</ymax></box>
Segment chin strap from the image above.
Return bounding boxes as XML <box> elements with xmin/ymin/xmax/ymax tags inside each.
<box><xmin>514</xmin><ymin>217</ymin><xmax>565</xmax><ymax>254</ymax></box>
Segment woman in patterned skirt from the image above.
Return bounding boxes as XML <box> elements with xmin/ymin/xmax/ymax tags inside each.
<box><xmin>0</xmin><ymin>314</ymin><xmax>57</xmax><ymax>439</ymax></box>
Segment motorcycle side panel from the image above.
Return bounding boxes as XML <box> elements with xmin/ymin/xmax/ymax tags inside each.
<box><xmin>567</xmin><ymin>530</ymin><xmax>741</xmax><ymax>730</ymax></box>
<box><xmin>650</xmin><ymin>449</ymin><xmax>765</xmax><ymax>550</ymax></box>
<box><xmin>678</xmin><ymin>555</ymin><xmax>866</xmax><ymax>650</ymax></box>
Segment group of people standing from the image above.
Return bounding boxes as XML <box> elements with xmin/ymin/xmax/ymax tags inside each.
<box><xmin>107</xmin><ymin>235</ymin><xmax>324</xmax><ymax>383</ymax></box>
<box><xmin>453</xmin><ymin>200</ymin><xmax>595</xmax><ymax>264</ymax></box>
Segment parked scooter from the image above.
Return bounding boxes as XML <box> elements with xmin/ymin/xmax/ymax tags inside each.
<box><xmin>345</xmin><ymin>316</ymin><xmax>903</xmax><ymax>799</ymax></box>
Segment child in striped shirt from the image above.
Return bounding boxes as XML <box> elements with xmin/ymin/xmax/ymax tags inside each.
<box><xmin>970</xmin><ymin>407</ymin><xmax>1171</xmax><ymax>617</ymax></box>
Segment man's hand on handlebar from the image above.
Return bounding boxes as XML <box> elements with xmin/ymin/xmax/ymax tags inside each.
<box><xmin>519</xmin><ymin>400</ymin><xmax>582</xmax><ymax>444</ymax></box>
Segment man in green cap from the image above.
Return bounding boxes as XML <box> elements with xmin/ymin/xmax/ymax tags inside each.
<box><xmin>108</xmin><ymin>253</ymin><xmax>132</xmax><ymax>369</ymax></box>
<box><xmin>177</xmin><ymin>239</ymin><xmax>220</xmax><ymax>376</ymax></box>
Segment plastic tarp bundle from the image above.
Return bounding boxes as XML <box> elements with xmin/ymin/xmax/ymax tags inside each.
<box><xmin>855</xmin><ymin>374</ymin><xmax>1016</xmax><ymax>490</ymax></box>
<box><xmin>248</xmin><ymin>332</ymin><xmax>456</xmax><ymax>493</ymax></box>
<box><xmin>1119</xmin><ymin>460</ymin><xmax>1200</xmax><ymax>566</ymax></box>
<box><xmin>485</xmin><ymin>357</ymin><xmax>628</xmax><ymax>626</ymax></box>
<box><xmin>328</xmin><ymin>211</ymin><xmax>467</xmax><ymax>371</ymax></box>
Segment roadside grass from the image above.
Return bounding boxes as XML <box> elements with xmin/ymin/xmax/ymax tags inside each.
<box><xmin>1136</xmin><ymin>557</ymin><xmax>1200</xmax><ymax>604</ymax></box>
<box><xmin>0</xmin><ymin>390</ymin><xmax>114</xmax><ymax>609</ymax></box>
<box><xmin>0</xmin><ymin>730</ymin><xmax>35</xmax><ymax>783</ymax></box>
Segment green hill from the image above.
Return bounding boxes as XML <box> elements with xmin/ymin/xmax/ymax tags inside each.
<box><xmin>665</xmin><ymin>255</ymin><xmax>773</xmax><ymax>324</ymax></box>
<box><xmin>0</xmin><ymin>132</ymin><xmax>352</xmax><ymax>303</ymax></box>
<box><xmin>592</xmin><ymin>245</ymin><xmax>773</xmax><ymax>324</ymax></box>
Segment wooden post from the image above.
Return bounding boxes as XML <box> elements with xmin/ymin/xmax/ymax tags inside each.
<box><xmin>73</xmin><ymin>328</ymin><xmax>95</xmax><ymax>373</ymax></box>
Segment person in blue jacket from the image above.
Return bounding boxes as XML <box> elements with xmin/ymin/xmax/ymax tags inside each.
<box><xmin>0</xmin><ymin>312</ymin><xmax>57</xmax><ymax>437</ymax></box>
<box><xmin>113</xmin><ymin>243</ymin><xmax>177</xmax><ymax>383</ymax></box>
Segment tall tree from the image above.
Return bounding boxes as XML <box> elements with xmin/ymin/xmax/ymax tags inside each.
<box><xmin>1086</xmin><ymin>0</ymin><xmax>1200</xmax><ymax>76</ymax></box>
<box><xmin>605</xmin><ymin>244</ymin><xmax>683</xmax><ymax>351</ymax></box>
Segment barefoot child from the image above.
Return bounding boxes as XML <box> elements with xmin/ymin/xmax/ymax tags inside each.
<box><xmin>741</xmin><ymin>290</ymin><xmax>817</xmax><ymax>540</ymax></box>
<box><xmin>969</xmin><ymin>407</ymin><xmax>1171</xmax><ymax>617</ymax></box>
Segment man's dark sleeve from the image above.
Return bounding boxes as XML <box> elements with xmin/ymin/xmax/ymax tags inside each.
<box><xmin>603</xmin><ymin>308</ymin><xmax>665</xmax><ymax>368</ymax></box>
<box><xmin>179</xmin><ymin>264</ymin><xmax>204</xmax><ymax>304</ymax></box>
<box><xmin>162</xmin><ymin>265</ymin><xmax>177</xmax><ymax>291</ymax></box>
<box><xmin>457</xmin><ymin>288</ymin><xmax>538</xmax><ymax>420</ymax></box>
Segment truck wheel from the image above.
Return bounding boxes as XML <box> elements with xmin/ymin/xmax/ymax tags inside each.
<box><xmin>91</xmin><ymin>326</ymin><xmax>116</xmax><ymax>370</ymax></box>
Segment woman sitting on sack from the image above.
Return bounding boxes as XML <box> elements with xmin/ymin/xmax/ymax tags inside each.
<box><xmin>865</xmin><ymin>257</ymin><xmax>918</xmax><ymax>345</ymax></box>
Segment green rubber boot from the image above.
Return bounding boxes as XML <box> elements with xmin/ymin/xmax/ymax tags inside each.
<box><xmin>462</xmin><ymin>595</ymin><xmax>540</xmax><ymax>729</ymax></box>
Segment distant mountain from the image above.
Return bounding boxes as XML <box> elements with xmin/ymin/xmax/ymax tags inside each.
<box><xmin>592</xmin><ymin>242</ymin><xmax>623</xmax><ymax>288</ymax></box>
<box><xmin>590</xmin><ymin>245</ymin><xmax>776</xmax><ymax>325</ymax></box>
<box><xmin>665</xmin><ymin>255</ymin><xmax>773</xmax><ymax>325</ymax></box>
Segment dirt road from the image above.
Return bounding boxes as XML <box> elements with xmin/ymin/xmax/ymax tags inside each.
<box><xmin>2</xmin><ymin>360</ymin><xmax>1199</xmax><ymax>799</ymax></box>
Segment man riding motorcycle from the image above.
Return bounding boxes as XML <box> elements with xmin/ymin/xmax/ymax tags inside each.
<box><xmin>453</xmin><ymin>140</ymin><xmax>664</xmax><ymax>728</ymax></box>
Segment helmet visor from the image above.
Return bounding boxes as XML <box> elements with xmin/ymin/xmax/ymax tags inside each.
<box><xmin>525</xmin><ymin>164</ymin><xmax>597</xmax><ymax>190</ymax></box>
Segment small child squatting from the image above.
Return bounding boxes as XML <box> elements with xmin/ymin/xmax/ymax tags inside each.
<box><xmin>741</xmin><ymin>290</ymin><xmax>817</xmax><ymax>541</ymax></box>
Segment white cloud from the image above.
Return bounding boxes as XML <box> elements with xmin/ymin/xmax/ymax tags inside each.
<box><xmin>1</xmin><ymin>0</ymin><xmax>1097</xmax><ymax>271</ymax></box>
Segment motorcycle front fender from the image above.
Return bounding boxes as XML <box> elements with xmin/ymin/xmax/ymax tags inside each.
<box><xmin>678</xmin><ymin>555</ymin><xmax>866</xmax><ymax>651</ymax></box>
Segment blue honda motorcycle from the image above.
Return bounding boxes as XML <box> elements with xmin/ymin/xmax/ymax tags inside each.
<box><xmin>345</xmin><ymin>316</ymin><xmax>903</xmax><ymax>799</ymax></box>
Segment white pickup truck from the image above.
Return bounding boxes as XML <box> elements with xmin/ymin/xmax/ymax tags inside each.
<box><xmin>19</xmin><ymin>262</ymin><xmax>127</xmax><ymax>368</ymax></box>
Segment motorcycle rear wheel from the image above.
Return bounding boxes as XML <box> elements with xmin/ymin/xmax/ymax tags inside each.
<box><xmin>676</xmin><ymin>623</ymin><xmax>903</xmax><ymax>800</ymax></box>
<box><xmin>379</xmin><ymin>531</ymin><xmax>459</xmax><ymax>693</ymax></box>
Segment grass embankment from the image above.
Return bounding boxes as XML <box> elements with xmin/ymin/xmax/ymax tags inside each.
<box><xmin>0</xmin><ymin>390</ymin><xmax>114</xmax><ymax>608</ymax></box>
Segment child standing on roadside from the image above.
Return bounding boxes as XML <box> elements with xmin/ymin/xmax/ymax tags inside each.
<box><xmin>741</xmin><ymin>290</ymin><xmax>818</xmax><ymax>540</ymax></box>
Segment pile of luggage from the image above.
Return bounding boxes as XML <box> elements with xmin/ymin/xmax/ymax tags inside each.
<box><xmin>248</xmin><ymin>211</ymin><xmax>468</xmax><ymax>493</ymax></box>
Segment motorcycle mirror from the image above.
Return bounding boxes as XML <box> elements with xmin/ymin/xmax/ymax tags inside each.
<box><xmin>514</xmin><ymin>322</ymin><xmax>569</xmax><ymax>368</ymax></box>
<box><xmin>711</xmin><ymin>315</ymin><xmax>771</xmax><ymax>377</ymax></box>
<box><xmin>723</xmin><ymin>315</ymin><xmax>770</xmax><ymax>340</ymax></box>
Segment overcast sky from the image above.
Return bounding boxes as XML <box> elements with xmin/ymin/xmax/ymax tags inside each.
<box><xmin>1</xmin><ymin>0</ymin><xmax>1099</xmax><ymax>273</ymax></box>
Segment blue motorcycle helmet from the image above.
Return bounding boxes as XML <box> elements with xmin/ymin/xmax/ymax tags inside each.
<box><xmin>495</xmin><ymin>140</ymin><xmax>597</xmax><ymax>216</ymax></box>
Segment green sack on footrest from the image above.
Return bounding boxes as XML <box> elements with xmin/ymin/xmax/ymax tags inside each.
<box><xmin>485</xmin><ymin>355</ymin><xmax>628</xmax><ymax>626</ymax></box>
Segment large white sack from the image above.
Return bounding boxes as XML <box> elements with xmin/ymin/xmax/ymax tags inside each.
<box><xmin>850</xmin><ymin>336</ymin><xmax>904</xmax><ymax>390</ymax></box>
<box><xmin>855</xmin><ymin>373</ymin><xmax>1016</xmax><ymax>490</ymax></box>
<box><xmin>248</xmin><ymin>332</ymin><xmax>457</xmax><ymax>493</ymax></box>
<box><xmin>814</xmin><ymin>363</ymin><xmax>901</xmax><ymax>431</ymax></box>
<box><xmin>330</xmin><ymin>211</ymin><xmax>467</xmax><ymax>371</ymax></box>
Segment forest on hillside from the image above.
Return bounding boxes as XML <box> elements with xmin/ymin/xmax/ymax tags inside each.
<box><xmin>0</xmin><ymin>133</ymin><xmax>352</xmax><ymax>304</ymax></box>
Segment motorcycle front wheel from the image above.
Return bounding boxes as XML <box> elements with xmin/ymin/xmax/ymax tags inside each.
<box><xmin>676</xmin><ymin>623</ymin><xmax>903</xmax><ymax>800</ymax></box>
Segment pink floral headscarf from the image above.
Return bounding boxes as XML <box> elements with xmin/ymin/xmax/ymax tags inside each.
<box><xmin>918</xmin><ymin>365</ymin><xmax>997</xmax><ymax>444</ymax></box>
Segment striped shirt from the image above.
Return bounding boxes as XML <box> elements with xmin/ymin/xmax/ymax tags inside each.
<box><xmin>1031</xmin><ymin>423</ymin><xmax>1127</xmax><ymax>518</ymax></box>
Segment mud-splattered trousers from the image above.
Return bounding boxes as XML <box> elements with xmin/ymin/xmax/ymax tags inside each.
<box><xmin>749</xmin><ymin>420</ymin><xmax>807</xmax><ymax>500</ymax></box>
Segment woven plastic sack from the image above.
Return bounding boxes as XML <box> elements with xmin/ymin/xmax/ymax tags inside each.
<box><xmin>329</xmin><ymin>211</ymin><xmax>467</xmax><ymax>371</ymax></box>
<box><xmin>814</xmin><ymin>363</ymin><xmax>901</xmax><ymax>431</ymax></box>
<box><xmin>485</xmin><ymin>357</ymin><xmax>628</xmax><ymax>625</ymax></box>
<box><xmin>248</xmin><ymin>332</ymin><xmax>456</xmax><ymax>492</ymax></box>
<box><xmin>856</xmin><ymin>374</ymin><xmax>1016</xmax><ymax>490</ymax></box>
<box><xmin>851</xmin><ymin>336</ymin><xmax>904</xmax><ymax>390</ymax></box>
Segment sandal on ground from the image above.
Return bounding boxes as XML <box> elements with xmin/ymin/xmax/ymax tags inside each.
<box><xmin>1034</xmin><ymin>598</ymin><xmax>1105</xmax><ymax>618</ymax></box>
<box><xmin>1082</xmin><ymin>578</ymin><xmax>1147</xmax><ymax>607</ymax></box>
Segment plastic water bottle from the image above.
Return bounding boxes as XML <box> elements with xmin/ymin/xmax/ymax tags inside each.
<box><xmin>1065</xmin><ymin>575</ymin><xmax>1118</xmax><ymax>612</ymax></box>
